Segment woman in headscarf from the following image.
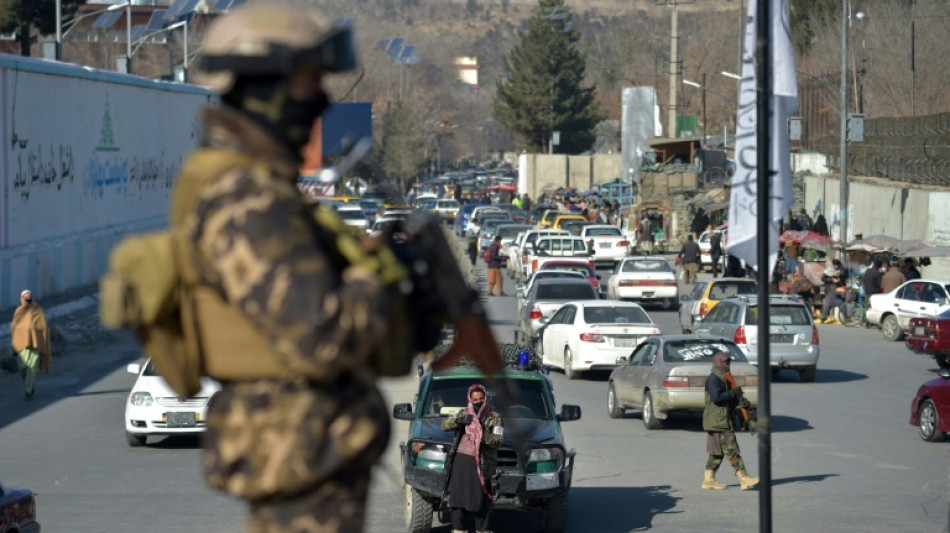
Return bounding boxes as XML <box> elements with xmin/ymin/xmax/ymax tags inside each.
<box><xmin>11</xmin><ymin>289</ymin><xmax>51</xmax><ymax>399</ymax></box>
<box><xmin>441</xmin><ymin>384</ymin><xmax>504</xmax><ymax>533</ymax></box>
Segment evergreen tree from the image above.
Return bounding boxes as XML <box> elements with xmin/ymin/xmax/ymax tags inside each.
<box><xmin>0</xmin><ymin>0</ymin><xmax>86</xmax><ymax>57</ymax></box>
<box><xmin>379</xmin><ymin>98</ymin><xmax>424</xmax><ymax>192</ymax></box>
<box><xmin>492</xmin><ymin>0</ymin><xmax>602</xmax><ymax>154</ymax></box>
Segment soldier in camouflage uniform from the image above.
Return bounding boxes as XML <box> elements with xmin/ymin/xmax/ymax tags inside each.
<box><xmin>183</xmin><ymin>3</ymin><xmax>400</xmax><ymax>532</ymax></box>
<box><xmin>441</xmin><ymin>384</ymin><xmax>503</xmax><ymax>533</ymax></box>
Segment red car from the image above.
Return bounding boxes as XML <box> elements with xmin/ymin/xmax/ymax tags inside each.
<box><xmin>910</xmin><ymin>368</ymin><xmax>950</xmax><ymax>441</ymax></box>
<box><xmin>904</xmin><ymin>312</ymin><xmax>950</xmax><ymax>370</ymax></box>
<box><xmin>0</xmin><ymin>482</ymin><xmax>40</xmax><ymax>532</ymax></box>
<box><xmin>537</xmin><ymin>260</ymin><xmax>599</xmax><ymax>291</ymax></box>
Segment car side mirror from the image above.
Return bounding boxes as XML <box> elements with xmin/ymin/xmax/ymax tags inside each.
<box><xmin>392</xmin><ymin>403</ymin><xmax>414</xmax><ymax>420</ymax></box>
<box><xmin>615</xmin><ymin>357</ymin><xmax>627</xmax><ymax>366</ymax></box>
<box><xmin>539</xmin><ymin>316</ymin><xmax>550</xmax><ymax>324</ymax></box>
<box><xmin>127</xmin><ymin>363</ymin><xmax>141</xmax><ymax>375</ymax></box>
<box><xmin>516</xmin><ymin>291</ymin><xmax>524</xmax><ymax>299</ymax></box>
<box><xmin>939</xmin><ymin>368</ymin><xmax>950</xmax><ymax>378</ymax></box>
<box><xmin>516</xmin><ymin>283</ymin><xmax>525</xmax><ymax>292</ymax></box>
<box><xmin>558</xmin><ymin>404</ymin><xmax>582</xmax><ymax>422</ymax></box>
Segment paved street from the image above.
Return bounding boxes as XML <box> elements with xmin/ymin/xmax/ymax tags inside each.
<box><xmin>0</xmin><ymin>259</ymin><xmax>948</xmax><ymax>532</ymax></box>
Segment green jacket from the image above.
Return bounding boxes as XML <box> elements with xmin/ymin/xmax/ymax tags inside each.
<box><xmin>442</xmin><ymin>411</ymin><xmax>503</xmax><ymax>481</ymax></box>
<box><xmin>703</xmin><ymin>367</ymin><xmax>739</xmax><ymax>432</ymax></box>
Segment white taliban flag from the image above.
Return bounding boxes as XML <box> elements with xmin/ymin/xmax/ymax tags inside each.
<box><xmin>727</xmin><ymin>0</ymin><xmax>799</xmax><ymax>273</ymax></box>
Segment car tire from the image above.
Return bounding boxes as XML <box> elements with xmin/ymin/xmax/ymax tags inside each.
<box><xmin>937</xmin><ymin>355</ymin><xmax>949</xmax><ymax>370</ymax></box>
<box><xmin>642</xmin><ymin>391</ymin><xmax>662</xmax><ymax>430</ymax></box>
<box><xmin>538</xmin><ymin>490</ymin><xmax>569</xmax><ymax>533</ymax></box>
<box><xmin>918</xmin><ymin>399</ymin><xmax>947</xmax><ymax>442</ymax></box>
<box><xmin>663</xmin><ymin>298</ymin><xmax>675</xmax><ymax>311</ymax></box>
<box><xmin>126</xmin><ymin>431</ymin><xmax>146</xmax><ymax>447</ymax></box>
<box><xmin>798</xmin><ymin>365</ymin><xmax>817</xmax><ymax>383</ymax></box>
<box><xmin>607</xmin><ymin>382</ymin><xmax>624</xmax><ymax>419</ymax></box>
<box><xmin>564</xmin><ymin>349</ymin><xmax>578</xmax><ymax>380</ymax></box>
<box><xmin>882</xmin><ymin>314</ymin><xmax>904</xmax><ymax>341</ymax></box>
<box><xmin>405</xmin><ymin>484</ymin><xmax>433</xmax><ymax>533</ymax></box>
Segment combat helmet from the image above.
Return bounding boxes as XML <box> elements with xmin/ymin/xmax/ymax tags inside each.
<box><xmin>193</xmin><ymin>1</ymin><xmax>356</xmax><ymax>93</ymax></box>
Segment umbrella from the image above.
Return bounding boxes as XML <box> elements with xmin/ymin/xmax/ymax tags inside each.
<box><xmin>781</xmin><ymin>230</ymin><xmax>834</xmax><ymax>252</ymax></box>
<box><xmin>894</xmin><ymin>240</ymin><xmax>950</xmax><ymax>257</ymax></box>
<box><xmin>488</xmin><ymin>185</ymin><xmax>517</xmax><ymax>193</ymax></box>
<box><xmin>845</xmin><ymin>234</ymin><xmax>901</xmax><ymax>253</ymax></box>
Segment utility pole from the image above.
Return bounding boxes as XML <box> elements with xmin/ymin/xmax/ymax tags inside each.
<box><xmin>701</xmin><ymin>71</ymin><xmax>707</xmax><ymax>143</ymax></box>
<box><xmin>840</xmin><ymin>0</ymin><xmax>850</xmax><ymax>243</ymax></box>
<box><xmin>667</xmin><ymin>2</ymin><xmax>679</xmax><ymax>138</ymax></box>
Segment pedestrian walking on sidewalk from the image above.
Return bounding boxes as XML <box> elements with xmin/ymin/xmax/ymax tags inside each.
<box><xmin>11</xmin><ymin>289</ymin><xmax>51</xmax><ymax>400</ymax></box>
<box><xmin>486</xmin><ymin>235</ymin><xmax>506</xmax><ymax>296</ymax></box>
<box><xmin>702</xmin><ymin>351</ymin><xmax>759</xmax><ymax>491</ymax></box>
<box><xmin>709</xmin><ymin>232</ymin><xmax>723</xmax><ymax>278</ymax></box>
<box><xmin>441</xmin><ymin>384</ymin><xmax>503</xmax><ymax>533</ymax></box>
<box><xmin>678</xmin><ymin>235</ymin><xmax>702</xmax><ymax>284</ymax></box>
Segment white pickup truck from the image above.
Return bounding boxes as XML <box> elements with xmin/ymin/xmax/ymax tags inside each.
<box><xmin>511</xmin><ymin>229</ymin><xmax>569</xmax><ymax>281</ymax></box>
<box><xmin>579</xmin><ymin>225</ymin><xmax>630</xmax><ymax>268</ymax></box>
<box><xmin>523</xmin><ymin>235</ymin><xmax>593</xmax><ymax>279</ymax></box>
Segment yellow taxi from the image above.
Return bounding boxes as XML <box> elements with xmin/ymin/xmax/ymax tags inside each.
<box><xmin>329</xmin><ymin>195</ymin><xmax>362</xmax><ymax>204</ymax></box>
<box><xmin>678</xmin><ymin>277</ymin><xmax>759</xmax><ymax>333</ymax></box>
<box><xmin>552</xmin><ymin>214</ymin><xmax>588</xmax><ymax>230</ymax></box>
<box><xmin>537</xmin><ymin>209</ymin><xmax>567</xmax><ymax>229</ymax></box>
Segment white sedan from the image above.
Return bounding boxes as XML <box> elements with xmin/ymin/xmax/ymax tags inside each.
<box><xmin>605</xmin><ymin>256</ymin><xmax>679</xmax><ymax>309</ymax></box>
<box><xmin>866</xmin><ymin>279</ymin><xmax>950</xmax><ymax>341</ymax></box>
<box><xmin>125</xmin><ymin>358</ymin><xmax>221</xmax><ymax>447</ymax></box>
<box><xmin>538</xmin><ymin>300</ymin><xmax>661</xmax><ymax>379</ymax></box>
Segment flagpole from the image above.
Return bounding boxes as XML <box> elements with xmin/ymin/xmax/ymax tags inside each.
<box><xmin>754</xmin><ymin>0</ymin><xmax>773</xmax><ymax>531</ymax></box>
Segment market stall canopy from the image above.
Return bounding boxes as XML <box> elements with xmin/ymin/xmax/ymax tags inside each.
<box><xmin>893</xmin><ymin>240</ymin><xmax>950</xmax><ymax>258</ymax></box>
<box><xmin>488</xmin><ymin>185</ymin><xmax>518</xmax><ymax>192</ymax></box>
<box><xmin>780</xmin><ymin>230</ymin><xmax>835</xmax><ymax>251</ymax></box>
<box><xmin>845</xmin><ymin>235</ymin><xmax>902</xmax><ymax>253</ymax></box>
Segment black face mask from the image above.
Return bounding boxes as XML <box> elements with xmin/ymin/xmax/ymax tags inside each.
<box><xmin>472</xmin><ymin>401</ymin><xmax>484</xmax><ymax>412</ymax></box>
<box><xmin>23</xmin><ymin>298</ymin><xmax>32</xmax><ymax>304</ymax></box>
<box><xmin>226</xmin><ymin>79</ymin><xmax>331</xmax><ymax>155</ymax></box>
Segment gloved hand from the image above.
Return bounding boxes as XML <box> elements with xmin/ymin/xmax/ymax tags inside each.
<box><xmin>457</xmin><ymin>414</ymin><xmax>474</xmax><ymax>426</ymax></box>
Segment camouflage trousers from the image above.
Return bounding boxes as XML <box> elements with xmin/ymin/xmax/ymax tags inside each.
<box><xmin>705</xmin><ymin>431</ymin><xmax>746</xmax><ymax>473</ymax></box>
<box><xmin>247</xmin><ymin>466</ymin><xmax>371</xmax><ymax>533</ymax></box>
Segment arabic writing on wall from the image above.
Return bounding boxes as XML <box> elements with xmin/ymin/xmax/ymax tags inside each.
<box><xmin>12</xmin><ymin>144</ymin><xmax>75</xmax><ymax>200</ymax></box>
<box><xmin>10</xmin><ymin>142</ymin><xmax>178</xmax><ymax>202</ymax></box>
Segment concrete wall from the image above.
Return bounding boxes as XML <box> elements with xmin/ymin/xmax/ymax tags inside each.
<box><xmin>803</xmin><ymin>173</ymin><xmax>950</xmax><ymax>278</ymax></box>
<box><xmin>0</xmin><ymin>55</ymin><xmax>211</xmax><ymax>309</ymax></box>
<box><xmin>520</xmin><ymin>153</ymin><xmax>622</xmax><ymax>200</ymax></box>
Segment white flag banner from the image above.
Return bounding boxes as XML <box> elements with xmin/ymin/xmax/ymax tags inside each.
<box><xmin>728</xmin><ymin>0</ymin><xmax>799</xmax><ymax>273</ymax></box>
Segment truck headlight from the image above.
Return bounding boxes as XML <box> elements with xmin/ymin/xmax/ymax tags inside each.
<box><xmin>130</xmin><ymin>392</ymin><xmax>153</xmax><ymax>407</ymax></box>
<box><xmin>527</xmin><ymin>447</ymin><xmax>563</xmax><ymax>473</ymax></box>
<box><xmin>411</xmin><ymin>442</ymin><xmax>448</xmax><ymax>470</ymax></box>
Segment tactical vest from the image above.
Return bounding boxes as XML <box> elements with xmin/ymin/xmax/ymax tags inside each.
<box><xmin>169</xmin><ymin>148</ymin><xmax>410</xmax><ymax>382</ymax></box>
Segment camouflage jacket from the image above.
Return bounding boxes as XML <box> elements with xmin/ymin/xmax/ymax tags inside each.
<box><xmin>183</xmin><ymin>106</ymin><xmax>393</xmax><ymax>501</ymax></box>
<box><xmin>441</xmin><ymin>411</ymin><xmax>503</xmax><ymax>482</ymax></box>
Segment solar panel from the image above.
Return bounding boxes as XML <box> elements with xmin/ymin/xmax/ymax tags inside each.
<box><xmin>387</xmin><ymin>37</ymin><xmax>404</xmax><ymax>58</ymax></box>
<box><xmin>399</xmin><ymin>46</ymin><xmax>414</xmax><ymax>60</ymax></box>
<box><xmin>177</xmin><ymin>0</ymin><xmax>201</xmax><ymax>19</ymax></box>
<box><xmin>131</xmin><ymin>24</ymin><xmax>146</xmax><ymax>41</ymax></box>
<box><xmin>163</xmin><ymin>0</ymin><xmax>189</xmax><ymax>20</ymax></box>
<box><xmin>228</xmin><ymin>0</ymin><xmax>246</xmax><ymax>10</ymax></box>
<box><xmin>211</xmin><ymin>0</ymin><xmax>232</xmax><ymax>11</ymax></box>
<box><xmin>374</xmin><ymin>38</ymin><xmax>390</xmax><ymax>51</ymax></box>
<box><xmin>146</xmin><ymin>10</ymin><xmax>167</xmax><ymax>31</ymax></box>
<box><xmin>92</xmin><ymin>11</ymin><xmax>122</xmax><ymax>30</ymax></box>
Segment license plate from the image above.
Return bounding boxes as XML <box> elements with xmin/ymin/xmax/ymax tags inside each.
<box><xmin>613</xmin><ymin>337</ymin><xmax>638</xmax><ymax>347</ymax></box>
<box><xmin>772</xmin><ymin>334</ymin><xmax>795</xmax><ymax>343</ymax></box>
<box><xmin>526</xmin><ymin>472</ymin><xmax>558</xmax><ymax>491</ymax></box>
<box><xmin>642</xmin><ymin>292</ymin><xmax>654</xmax><ymax>297</ymax></box>
<box><xmin>599</xmin><ymin>242</ymin><xmax>611</xmax><ymax>248</ymax></box>
<box><xmin>914</xmin><ymin>326</ymin><xmax>926</xmax><ymax>336</ymax></box>
<box><xmin>166</xmin><ymin>411</ymin><xmax>197</xmax><ymax>428</ymax></box>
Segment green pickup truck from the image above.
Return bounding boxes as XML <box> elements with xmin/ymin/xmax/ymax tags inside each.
<box><xmin>393</xmin><ymin>354</ymin><xmax>581</xmax><ymax>533</ymax></box>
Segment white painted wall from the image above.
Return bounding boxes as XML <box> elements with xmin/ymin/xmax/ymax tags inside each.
<box><xmin>0</xmin><ymin>55</ymin><xmax>211</xmax><ymax>309</ymax></box>
<box><xmin>804</xmin><ymin>174</ymin><xmax>950</xmax><ymax>279</ymax></box>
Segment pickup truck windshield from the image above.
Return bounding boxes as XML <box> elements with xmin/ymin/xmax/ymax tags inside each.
<box><xmin>423</xmin><ymin>378</ymin><xmax>550</xmax><ymax>419</ymax></box>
